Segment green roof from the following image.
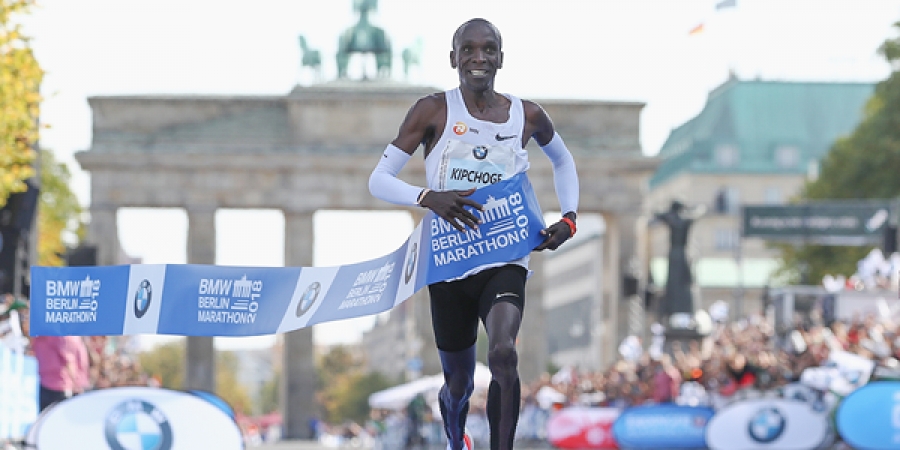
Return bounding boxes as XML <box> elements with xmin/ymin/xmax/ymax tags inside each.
<box><xmin>650</xmin><ymin>78</ymin><xmax>875</xmax><ymax>187</ymax></box>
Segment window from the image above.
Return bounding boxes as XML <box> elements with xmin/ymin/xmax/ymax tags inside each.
<box><xmin>764</xmin><ymin>187</ymin><xmax>782</xmax><ymax>205</ymax></box>
<box><xmin>775</xmin><ymin>145</ymin><xmax>800</xmax><ymax>168</ymax></box>
<box><xmin>715</xmin><ymin>186</ymin><xmax>741</xmax><ymax>214</ymax></box>
<box><xmin>714</xmin><ymin>228</ymin><xmax>740</xmax><ymax>251</ymax></box>
<box><xmin>715</xmin><ymin>144</ymin><xmax>740</xmax><ymax>168</ymax></box>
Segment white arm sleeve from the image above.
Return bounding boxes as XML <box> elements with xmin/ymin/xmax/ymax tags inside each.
<box><xmin>368</xmin><ymin>144</ymin><xmax>425</xmax><ymax>207</ymax></box>
<box><xmin>540</xmin><ymin>132</ymin><xmax>579</xmax><ymax>215</ymax></box>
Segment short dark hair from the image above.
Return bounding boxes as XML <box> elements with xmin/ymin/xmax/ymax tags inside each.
<box><xmin>452</xmin><ymin>18</ymin><xmax>502</xmax><ymax>50</ymax></box>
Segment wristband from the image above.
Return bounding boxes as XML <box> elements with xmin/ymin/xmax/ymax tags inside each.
<box><xmin>561</xmin><ymin>217</ymin><xmax>576</xmax><ymax>237</ymax></box>
<box><xmin>417</xmin><ymin>189</ymin><xmax>431</xmax><ymax>206</ymax></box>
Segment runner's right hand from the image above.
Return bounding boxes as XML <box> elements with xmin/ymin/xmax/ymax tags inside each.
<box><xmin>420</xmin><ymin>188</ymin><xmax>483</xmax><ymax>232</ymax></box>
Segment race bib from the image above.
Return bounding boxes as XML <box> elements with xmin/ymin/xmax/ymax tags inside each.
<box><xmin>438</xmin><ymin>140</ymin><xmax>518</xmax><ymax>190</ymax></box>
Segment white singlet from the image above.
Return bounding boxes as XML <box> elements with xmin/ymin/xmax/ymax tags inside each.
<box><xmin>425</xmin><ymin>88</ymin><xmax>532</xmax><ymax>278</ymax></box>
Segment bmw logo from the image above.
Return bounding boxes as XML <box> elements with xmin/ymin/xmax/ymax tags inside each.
<box><xmin>472</xmin><ymin>146</ymin><xmax>488</xmax><ymax>160</ymax></box>
<box><xmin>404</xmin><ymin>243</ymin><xmax>418</xmax><ymax>284</ymax></box>
<box><xmin>134</xmin><ymin>279</ymin><xmax>152</xmax><ymax>319</ymax></box>
<box><xmin>296</xmin><ymin>281</ymin><xmax>321</xmax><ymax>317</ymax></box>
<box><xmin>747</xmin><ymin>406</ymin><xmax>785</xmax><ymax>443</ymax></box>
<box><xmin>105</xmin><ymin>400</ymin><xmax>173</xmax><ymax>450</ymax></box>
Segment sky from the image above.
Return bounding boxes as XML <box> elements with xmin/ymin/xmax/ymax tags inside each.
<box><xmin>17</xmin><ymin>0</ymin><xmax>900</xmax><ymax>349</ymax></box>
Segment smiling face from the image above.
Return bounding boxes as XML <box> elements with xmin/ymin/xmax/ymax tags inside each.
<box><xmin>450</xmin><ymin>19</ymin><xmax>503</xmax><ymax>93</ymax></box>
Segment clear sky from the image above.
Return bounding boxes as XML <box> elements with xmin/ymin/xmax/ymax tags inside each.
<box><xmin>18</xmin><ymin>0</ymin><xmax>900</xmax><ymax>348</ymax></box>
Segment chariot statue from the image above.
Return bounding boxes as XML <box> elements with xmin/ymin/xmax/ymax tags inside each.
<box><xmin>336</xmin><ymin>0</ymin><xmax>392</xmax><ymax>79</ymax></box>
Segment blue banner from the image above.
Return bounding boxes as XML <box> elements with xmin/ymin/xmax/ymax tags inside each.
<box><xmin>836</xmin><ymin>381</ymin><xmax>900</xmax><ymax>450</ymax></box>
<box><xmin>612</xmin><ymin>404</ymin><xmax>713</xmax><ymax>449</ymax></box>
<box><xmin>30</xmin><ymin>173</ymin><xmax>546</xmax><ymax>337</ymax></box>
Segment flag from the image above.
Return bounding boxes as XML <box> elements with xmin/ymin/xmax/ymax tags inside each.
<box><xmin>715</xmin><ymin>0</ymin><xmax>737</xmax><ymax>10</ymax></box>
<box><xmin>688</xmin><ymin>23</ymin><xmax>705</xmax><ymax>36</ymax></box>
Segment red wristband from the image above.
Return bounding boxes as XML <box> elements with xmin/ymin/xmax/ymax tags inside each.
<box><xmin>560</xmin><ymin>217</ymin><xmax>576</xmax><ymax>237</ymax></box>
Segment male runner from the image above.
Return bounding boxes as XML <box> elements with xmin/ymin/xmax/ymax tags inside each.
<box><xmin>368</xmin><ymin>18</ymin><xmax>580</xmax><ymax>450</ymax></box>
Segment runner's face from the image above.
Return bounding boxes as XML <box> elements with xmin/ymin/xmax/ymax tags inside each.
<box><xmin>451</xmin><ymin>23</ymin><xmax>502</xmax><ymax>91</ymax></box>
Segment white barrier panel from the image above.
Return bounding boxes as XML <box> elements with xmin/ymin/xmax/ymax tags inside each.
<box><xmin>706</xmin><ymin>399</ymin><xmax>831</xmax><ymax>450</ymax></box>
<box><xmin>25</xmin><ymin>386</ymin><xmax>242</xmax><ymax>450</ymax></box>
<box><xmin>0</xmin><ymin>344</ymin><xmax>38</xmax><ymax>441</ymax></box>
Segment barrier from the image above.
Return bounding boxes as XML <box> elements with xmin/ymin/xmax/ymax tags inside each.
<box><xmin>612</xmin><ymin>404</ymin><xmax>713</xmax><ymax>449</ymax></box>
<box><xmin>24</xmin><ymin>386</ymin><xmax>242</xmax><ymax>450</ymax></box>
<box><xmin>546</xmin><ymin>406</ymin><xmax>619</xmax><ymax>449</ymax></box>
<box><xmin>705</xmin><ymin>399</ymin><xmax>831</xmax><ymax>450</ymax></box>
<box><xmin>835</xmin><ymin>381</ymin><xmax>900</xmax><ymax>450</ymax></box>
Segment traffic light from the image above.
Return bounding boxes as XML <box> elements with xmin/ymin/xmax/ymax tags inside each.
<box><xmin>0</xmin><ymin>179</ymin><xmax>40</xmax><ymax>296</ymax></box>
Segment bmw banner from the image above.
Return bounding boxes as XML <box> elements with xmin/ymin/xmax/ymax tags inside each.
<box><xmin>30</xmin><ymin>172</ymin><xmax>546</xmax><ymax>337</ymax></box>
<box><xmin>24</xmin><ymin>386</ymin><xmax>242</xmax><ymax>450</ymax></box>
<box><xmin>705</xmin><ymin>398</ymin><xmax>832</xmax><ymax>450</ymax></box>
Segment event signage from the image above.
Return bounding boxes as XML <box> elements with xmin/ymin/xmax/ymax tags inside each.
<box><xmin>705</xmin><ymin>399</ymin><xmax>831</xmax><ymax>450</ymax></box>
<box><xmin>30</xmin><ymin>173</ymin><xmax>545</xmax><ymax>337</ymax></box>
<box><xmin>547</xmin><ymin>407</ymin><xmax>620</xmax><ymax>449</ymax></box>
<box><xmin>0</xmin><ymin>345</ymin><xmax>38</xmax><ymax>441</ymax></box>
<box><xmin>741</xmin><ymin>201</ymin><xmax>893</xmax><ymax>245</ymax></box>
<box><xmin>24</xmin><ymin>386</ymin><xmax>242</xmax><ymax>450</ymax></box>
<box><xmin>835</xmin><ymin>381</ymin><xmax>900</xmax><ymax>450</ymax></box>
<box><xmin>612</xmin><ymin>404</ymin><xmax>713</xmax><ymax>449</ymax></box>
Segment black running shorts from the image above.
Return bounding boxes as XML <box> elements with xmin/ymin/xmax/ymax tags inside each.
<box><xmin>428</xmin><ymin>264</ymin><xmax>527</xmax><ymax>352</ymax></box>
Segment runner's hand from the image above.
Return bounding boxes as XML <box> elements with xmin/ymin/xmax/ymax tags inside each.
<box><xmin>535</xmin><ymin>220</ymin><xmax>573</xmax><ymax>251</ymax></box>
<box><xmin>420</xmin><ymin>188</ymin><xmax>483</xmax><ymax>232</ymax></box>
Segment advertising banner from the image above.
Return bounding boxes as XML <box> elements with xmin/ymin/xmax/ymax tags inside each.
<box><xmin>741</xmin><ymin>201</ymin><xmax>892</xmax><ymax>245</ymax></box>
<box><xmin>612</xmin><ymin>404</ymin><xmax>713</xmax><ymax>449</ymax></box>
<box><xmin>705</xmin><ymin>399</ymin><xmax>831</xmax><ymax>450</ymax></box>
<box><xmin>835</xmin><ymin>381</ymin><xmax>900</xmax><ymax>450</ymax></box>
<box><xmin>24</xmin><ymin>386</ymin><xmax>242</xmax><ymax>450</ymax></box>
<box><xmin>0</xmin><ymin>344</ymin><xmax>38</xmax><ymax>441</ymax></box>
<box><xmin>31</xmin><ymin>173</ymin><xmax>545</xmax><ymax>337</ymax></box>
<box><xmin>547</xmin><ymin>407</ymin><xmax>620</xmax><ymax>449</ymax></box>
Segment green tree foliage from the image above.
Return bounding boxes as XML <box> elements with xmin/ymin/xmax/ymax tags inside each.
<box><xmin>37</xmin><ymin>149</ymin><xmax>83</xmax><ymax>266</ymax></box>
<box><xmin>138</xmin><ymin>341</ymin><xmax>253</xmax><ymax>414</ymax></box>
<box><xmin>317</xmin><ymin>345</ymin><xmax>393</xmax><ymax>424</ymax></box>
<box><xmin>258</xmin><ymin>369</ymin><xmax>281</xmax><ymax>415</ymax></box>
<box><xmin>0</xmin><ymin>0</ymin><xmax>41</xmax><ymax>204</ymax></box>
<box><xmin>775</xmin><ymin>21</ymin><xmax>900</xmax><ymax>283</ymax></box>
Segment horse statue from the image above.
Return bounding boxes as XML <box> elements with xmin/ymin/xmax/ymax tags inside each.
<box><xmin>297</xmin><ymin>35</ymin><xmax>323</xmax><ymax>83</ymax></box>
<box><xmin>336</xmin><ymin>0</ymin><xmax>392</xmax><ymax>79</ymax></box>
<box><xmin>401</xmin><ymin>37</ymin><xmax>423</xmax><ymax>80</ymax></box>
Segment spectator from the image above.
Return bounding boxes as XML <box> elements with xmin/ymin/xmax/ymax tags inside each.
<box><xmin>31</xmin><ymin>335</ymin><xmax>89</xmax><ymax>411</ymax></box>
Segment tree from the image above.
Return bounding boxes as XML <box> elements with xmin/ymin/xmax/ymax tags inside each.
<box><xmin>37</xmin><ymin>149</ymin><xmax>84</xmax><ymax>266</ymax></box>
<box><xmin>776</xmin><ymin>21</ymin><xmax>900</xmax><ymax>283</ymax></box>
<box><xmin>0</xmin><ymin>0</ymin><xmax>41</xmax><ymax>204</ymax></box>
<box><xmin>317</xmin><ymin>345</ymin><xmax>395</xmax><ymax>424</ymax></box>
<box><xmin>138</xmin><ymin>341</ymin><xmax>253</xmax><ymax>414</ymax></box>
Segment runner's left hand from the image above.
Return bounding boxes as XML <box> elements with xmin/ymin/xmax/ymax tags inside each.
<box><xmin>535</xmin><ymin>220</ymin><xmax>572</xmax><ymax>251</ymax></box>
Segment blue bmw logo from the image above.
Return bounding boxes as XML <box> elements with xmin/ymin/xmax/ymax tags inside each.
<box><xmin>747</xmin><ymin>406</ymin><xmax>785</xmax><ymax>443</ymax></box>
<box><xmin>296</xmin><ymin>281</ymin><xmax>321</xmax><ymax>317</ymax></box>
<box><xmin>134</xmin><ymin>279</ymin><xmax>152</xmax><ymax>319</ymax></box>
<box><xmin>105</xmin><ymin>400</ymin><xmax>173</xmax><ymax>450</ymax></box>
<box><xmin>404</xmin><ymin>243</ymin><xmax>417</xmax><ymax>284</ymax></box>
<box><xmin>472</xmin><ymin>145</ymin><xmax>488</xmax><ymax>160</ymax></box>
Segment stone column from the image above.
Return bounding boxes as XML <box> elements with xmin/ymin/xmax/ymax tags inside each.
<box><xmin>87</xmin><ymin>204</ymin><xmax>120</xmax><ymax>266</ymax></box>
<box><xmin>602</xmin><ymin>214</ymin><xmax>621</xmax><ymax>363</ymax></box>
<box><xmin>520</xmin><ymin>251</ymin><xmax>547</xmax><ymax>383</ymax></box>
<box><xmin>185</xmin><ymin>206</ymin><xmax>216</xmax><ymax>392</ymax></box>
<box><xmin>282</xmin><ymin>210</ymin><xmax>316</xmax><ymax>440</ymax></box>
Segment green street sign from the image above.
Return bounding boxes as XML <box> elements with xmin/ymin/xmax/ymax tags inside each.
<box><xmin>741</xmin><ymin>201</ymin><xmax>894</xmax><ymax>245</ymax></box>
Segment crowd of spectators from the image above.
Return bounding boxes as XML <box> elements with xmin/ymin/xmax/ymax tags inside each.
<box><xmin>0</xmin><ymin>294</ymin><xmax>153</xmax><ymax>411</ymax></box>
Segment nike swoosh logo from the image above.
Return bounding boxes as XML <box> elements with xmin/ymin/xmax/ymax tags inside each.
<box><xmin>495</xmin><ymin>133</ymin><xmax>517</xmax><ymax>141</ymax></box>
<box><xmin>496</xmin><ymin>292</ymin><xmax>519</xmax><ymax>300</ymax></box>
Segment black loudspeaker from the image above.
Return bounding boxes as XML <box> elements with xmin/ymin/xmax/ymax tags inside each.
<box><xmin>66</xmin><ymin>245</ymin><xmax>98</xmax><ymax>266</ymax></box>
<box><xmin>0</xmin><ymin>179</ymin><xmax>40</xmax><ymax>232</ymax></box>
<box><xmin>884</xmin><ymin>224</ymin><xmax>898</xmax><ymax>255</ymax></box>
<box><xmin>623</xmin><ymin>273</ymin><xmax>639</xmax><ymax>297</ymax></box>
